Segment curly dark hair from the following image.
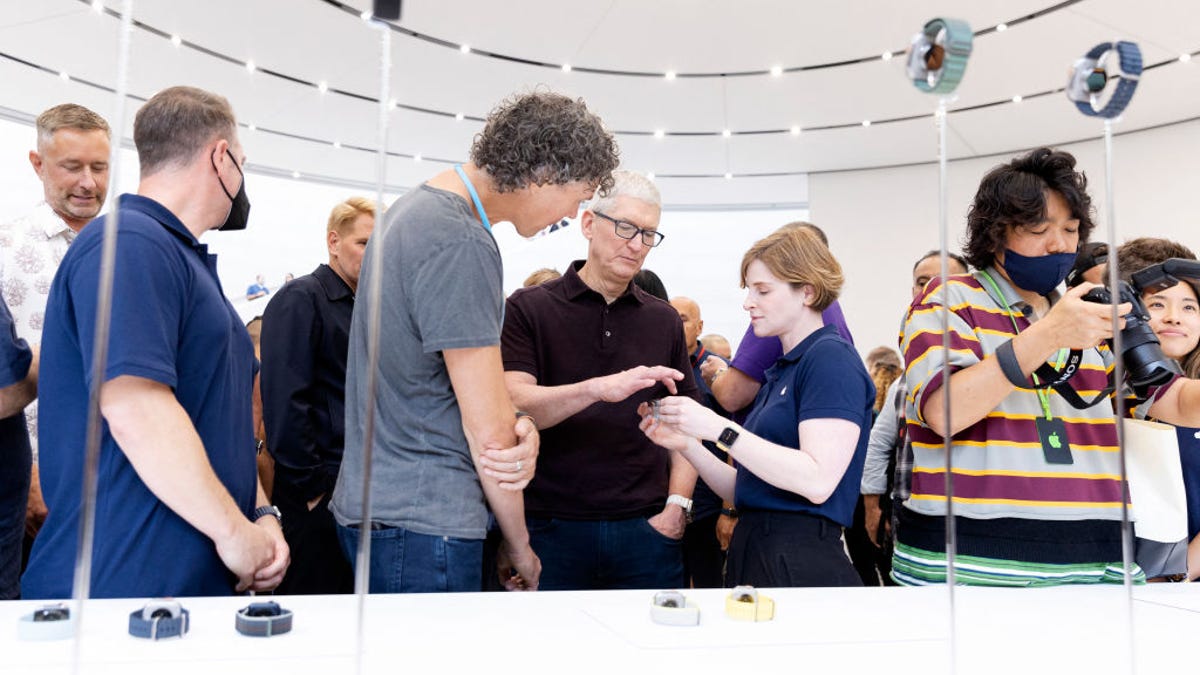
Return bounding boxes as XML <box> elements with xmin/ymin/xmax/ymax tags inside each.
<box><xmin>962</xmin><ymin>147</ymin><xmax>1095</xmax><ymax>270</ymax></box>
<box><xmin>470</xmin><ymin>91</ymin><xmax>619</xmax><ymax>195</ymax></box>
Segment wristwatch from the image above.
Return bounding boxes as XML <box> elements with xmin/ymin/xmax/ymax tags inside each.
<box><xmin>1066</xmin><ymin>41</ymin><xmax>1143</xmax><ymax>119</ymax></box>
<box><xmin>665</xmin><ymin>494</ymin><xmax>693</xmax><ymax>523</ymax></box>
<box><xmin>252</xmin><ymin>505</ymin><xmax>282</xmax><ymax>524</ymax></box>
<box><xmin>724</xmin><ymin>585</ymin><xmax>775</xmax><ymax>622</ymax></box>
<box><xmin>17</xmin><ymin>603</ymin><xmax>74</xmax><ymax>641</ymax></box>
<box><xmin>715</xmin><ymin>427</ymin><xmax>740</xmax><ymax>454</ymax></box>
<box><xmin>235</xmin><ymin>601</ymin><xmax>293</xmax><ymax>638</ymax></box>
<box><xmin>906</xmin><ymin>17</ymin><xmax>974</xmax><ymax>94</ymax></box>
<box><xmin>649</xmin><ymin>590</ymin><xmax>700</xmax><ymax>626</ymax></box>
<box><xmin>128</xmin><ymin>599</ymin><xmax>190</xmax><ymax>640</ymax></box>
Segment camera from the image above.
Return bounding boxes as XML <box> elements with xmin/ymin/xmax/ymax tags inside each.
<box><xmin>1072</xmin><ymin>256</ymin><xmax>1200</xmax><ymax>389</ymax></box>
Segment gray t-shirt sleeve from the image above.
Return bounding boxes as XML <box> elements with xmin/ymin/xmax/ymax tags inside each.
<box><xmin>409</xmin><ymin>234</ymin><xmax>503</xmax><ymax>354</ymax></box>
<box><xmin>861</xmin><ymin>377</ymin><xmax>901</xmax><ymax>494</ymax></box>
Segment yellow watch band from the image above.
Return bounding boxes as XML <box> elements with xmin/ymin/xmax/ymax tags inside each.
<box><xmin>724</xmin><ymin>586</ymin><xmax>774</xmax><ymax>622</ymax></box>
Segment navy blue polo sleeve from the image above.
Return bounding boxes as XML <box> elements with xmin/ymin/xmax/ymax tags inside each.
<box><xmin>0</xmin><ymin>294</ymin><xmax>31</xmax><ymax>388</ymax></box>
<box><xmin>69</xmin><ymin>230</ymin><xmax>186</xmax><ymax>389</ymax></box>
<box><xmin>794</xmin><ymin>339</ymin><xmax>873</xmax><ymax>426</ymax></box>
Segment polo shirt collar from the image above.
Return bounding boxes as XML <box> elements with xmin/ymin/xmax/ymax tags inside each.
<box><xmin>119</xmin><ymin>193</ymin><xmax>203</xmax><ymax>249</ymax></box>
<box><xmin>562</xmin><ymin>260</ymin><xmax>645</xmax><ymax>305</ymax></box>
<box><xmin>313</xmin><ymin>263</ymin><xmax>354</xmax><ymax>301</ymax></box>
<box><xmin>978</xmin><ymin>266</ymin><xmax>1061</xmax><ymax>318</ymax></box>
<box><xmin>777</xmin><ymin>324</ymin><xmax>838</xmax><ymax>366</ymax></box>
<box><xmin>690</xmin><ymin>341</ymin><xmax>707</xmax><ymax>367</ymax></box>
<box><xmin>35</xmin><ymin>202</ymin><xmax>76</xmax><ymax>242</ymax></box>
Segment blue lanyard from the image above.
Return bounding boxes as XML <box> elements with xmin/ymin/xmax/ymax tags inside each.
<box><xmin>454</xmin><ymin>164</ymin><xmax>491</xmax><ymax>232</ymax></box>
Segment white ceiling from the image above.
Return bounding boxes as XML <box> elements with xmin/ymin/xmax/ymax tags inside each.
<box><xmin>0</xmin><ymin>0</ymin><xmax>1196</xmax><ymax>206</ymax></box>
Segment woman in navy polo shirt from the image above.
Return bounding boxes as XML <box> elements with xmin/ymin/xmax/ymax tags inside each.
<box><xmin>641</xmin><ymin>226</ymin><xmax>874</xmax><ymax>587</ymax></box>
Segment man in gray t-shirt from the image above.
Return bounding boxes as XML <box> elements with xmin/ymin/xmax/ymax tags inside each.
<box><xmin>330</xmin><ymin>91</ymin><xmax>619</xmax><ymax>593</ymax></box>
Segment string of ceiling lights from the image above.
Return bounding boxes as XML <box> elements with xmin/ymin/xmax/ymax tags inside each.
<box><xmin>27</xmin><ymin>0</ymin><xmax>1196</xmax><ymax>180</ymax></box>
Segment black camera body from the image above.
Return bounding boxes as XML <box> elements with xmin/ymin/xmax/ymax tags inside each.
<box><xmin>1078</xmin><ymin>281</ymin><xmax>1181</xmax><ymax>388</ymax></box>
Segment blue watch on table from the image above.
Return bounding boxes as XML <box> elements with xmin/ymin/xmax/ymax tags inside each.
<box><xmin>128</xmin><ymin>599</ymin><xmax>189</xmax><ymax>640</ymax></box>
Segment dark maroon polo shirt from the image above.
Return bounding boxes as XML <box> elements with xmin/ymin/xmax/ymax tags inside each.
<box><xmin>502</xmin><ymin>261</ymin><xmax>699</xmax><ymax>520</ymax></box>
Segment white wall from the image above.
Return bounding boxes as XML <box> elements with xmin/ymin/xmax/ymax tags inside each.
<box><xmin>0</xmin><ymin>116</ymin><xmax>801</xmax><ymax>344</ymax></box>
<box><xmin>7</xmin><ymin>112</ymin><xmax>1198</xmax><ymax>363</ymax></box>
<box><xmin>810</xmin><ymin>118</ymin><xmax>1200</xmax><ymax>360</ymax></box>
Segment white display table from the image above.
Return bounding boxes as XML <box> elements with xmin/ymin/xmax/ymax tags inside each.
<box><xmin>4</xmin><ymin>584</ymin><xmax>1196</xmax><ymax>674</ymax></box>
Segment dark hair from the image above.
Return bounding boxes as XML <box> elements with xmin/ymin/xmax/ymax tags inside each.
<box><xmin>914</xmin><ymin>249</ymin><xmax>969</xmax><ymax>274</ymax></box>
<box><xmin>471</xmin><ymin>91</ymin><xmax>619</xmax><ymax>195</ymax></box>
<box><xmin>134</xmin><ymin>86</ymin><xmax>236</xmax><ymax>176</ymax></box>
<box><xmin>633</xmin><ymin>269</ymin><xmax>669</xmax><ymax>301</ymax></box>
<box><xmin>962</xmin><ymin>147</ymin><xmax>1095</xmax><ymax>270</ymax></box>
<box><xmin>1115</xmin><ymin>237</ymin><xmax>1200</xmax><ymax>379</ymax></box>
<box><xmin>1115</xmin><ymin>237</ymin><xmax>1197</xmax><ymax>283</ymax></box>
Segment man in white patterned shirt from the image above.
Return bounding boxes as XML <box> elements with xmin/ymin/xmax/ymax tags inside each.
<box><xmin>0</xmin><ymin>103</ymin><xmax>110</xmax><ymax>559</ymax></box>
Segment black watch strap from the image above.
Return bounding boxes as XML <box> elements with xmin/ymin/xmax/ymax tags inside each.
<box><xmin>995</xmin><ymin>339</ymin><xmax>1029</xmax><ymax>388</ymax></box>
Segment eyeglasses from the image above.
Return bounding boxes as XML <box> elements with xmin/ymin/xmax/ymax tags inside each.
<box><xmin>593</xmin><ymin>210</ymin><xmax>666</xmax><ymax>248</ymax></box>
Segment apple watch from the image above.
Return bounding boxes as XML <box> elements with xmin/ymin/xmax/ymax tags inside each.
<box><xmin>715</xmin><ymin>427</ymin><xmax>740</xmax><ymax>454</ymax></box>
<box><xmin>649</xmin><ymin>590</ymin><xmax>700</xmax><ymax>626</ymax></box>
<box><xmin>1066</xmin><ymin>41</ymin><xmax>1142</xmax><ymax>119</ymax></box>
<box><xmin>17</xmin><ymin>603</ymin><xmax>74</xmax><ymax>641</ymax></box>
<box><xmin>665</xmin><ymin>494</ymin><xmax>693</xmax><ymax>523</ymax></box>
<box><xmin>252</xmin><ymin>505</ymin><xmax>282</xmax><ymax>525</ymax></box>
<box><xmin>724</xmin><ymin>585</ymin><xmax>775</xmax><ymax>622</ymax></box>
<box><xmin>235</xmin><ymin>601</ymin><xmax>293</xmax><ymax>638</ymax></box>
<box><xmin>128</xmin><ymin>599</ymin><xmax>190</xmax><ymax>640</ymax></box>
<box><xmin>906</xmin><ymin>17</ymin><xmax>974</xmax><ymax>94</ymax></box>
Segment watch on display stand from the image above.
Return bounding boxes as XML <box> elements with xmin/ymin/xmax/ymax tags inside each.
<box><xmin>128</xmin><ymin>599</ymin><xmax>190</xmax><ymax>641</ymax></box>
<box><xmin>906</xmin><ymin>17</ymin><xmax>974</xmax><ymax>94</ymax></box>
<box><xmin>1065</xmin><ymin>41</ymin><xmax>1143</xmax><ymax>118</ymax></box>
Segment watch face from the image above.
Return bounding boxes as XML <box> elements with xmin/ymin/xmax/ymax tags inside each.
<box><xmin>245</xmin><ymin>602</ymin><xmax>281</xmax><ymax>617</ymax></box>
<box><xmin>719</xmin><ymin>427</ymin><xmax>739</xmax><ymax>447</ymax></box>
<box><xmin>654</xmin><ymin>591</ymin><xmax>685</xmax><ymax>608</ymax></box>
<box><xmin>33</xmin><ymin>607</ymin><xmax>69</xmax><ymax>622</ymax></box>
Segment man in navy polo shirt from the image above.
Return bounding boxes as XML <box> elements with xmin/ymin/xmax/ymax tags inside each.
<box><xmin>23</xmin><ymin>86</ymin><xmax>288</xmax><ymax>599</ymax></box>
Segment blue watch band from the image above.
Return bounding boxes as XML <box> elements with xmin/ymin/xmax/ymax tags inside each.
<box><xmin>1068</xmin><ymin>41</ymin><xmax>1143</xmax><ymax>118</ymax></box>
<box><xmin>128</xmin><ymin>600</ymin><xmax>189</xmax><ymax>640</ymax></box>
<box><xmin>235</xmin><ymin>601</ymin><xmax>294</xmax><ymax>638</ymax></box>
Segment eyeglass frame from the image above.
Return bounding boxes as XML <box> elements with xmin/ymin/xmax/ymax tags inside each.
<box><xmin>592</xmin><ymin>210</ymin><xmax>666</xmax><ymax>248</ymax></box>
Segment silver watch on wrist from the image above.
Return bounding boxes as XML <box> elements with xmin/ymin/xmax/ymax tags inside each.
<box><xmin>252</xmin><ymin>505</ymin><xmax>282</xmax><ymax>524</ymax></box>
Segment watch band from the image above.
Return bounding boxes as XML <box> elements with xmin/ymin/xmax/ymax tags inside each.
<box><xmin>724</xmin><ymin>586</ymin><xmax>775</xmax><ymax>622</ymax></box>
<box><xmin>649</xmin><ymin>590</ymin><xmax>700</xmax><ymax>626</ymax></box>
<box><xmin>1067</xmin><ymin>41</ymin><xmax>1142</xmax><ymax>119</ymax></box>
<box><xmin>252</xmin><ymin>505</ymin><xmax>282</xmax><ymax>524</ymax></box>
<box><xmin>128</xmin><ymin>600</ymin><xmax>190</xmax><ymax>640</ymax></box>
<box><xmin>235</xmin><ymin>601</ymin><xmax>294</xmax><ymax>638</ymax></box>
<box><xmin>907</xmin><ymin>17</ymin><xmax>974</xmax><ymax>94</ymax></box>
<box><xmin>995</xmin><ymin>339</ymin><xmax>1030</xmax><ymax>388</ymax></box>
<box><xmin>665</xmin><ymin>494</ymin><xmax>693</xmax><ymax>511</ymax></box>
<box><xmin>720</xmin><ymin>507</ymin><xmax>739</xmax><ymax>518</ymax></box>
<box><xmin>17</xmin><ymin>604</ymin><xmax>74</xmax><ymax>641</ymax></box>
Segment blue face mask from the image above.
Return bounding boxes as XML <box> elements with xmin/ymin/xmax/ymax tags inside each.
<box><xmin>1001</xmin><ymin>248</ymin><xmax>1077</xmax><ymax>295</ymax></box>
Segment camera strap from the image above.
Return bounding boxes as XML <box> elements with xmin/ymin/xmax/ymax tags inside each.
<box><xmin>980</xmin><ymin>270</ymin><xmax>1114</xmax><ymax>412</ymax></box>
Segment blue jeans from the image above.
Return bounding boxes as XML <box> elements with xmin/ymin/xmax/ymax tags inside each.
<box><xmin>336</xmin><ymin>523</ymin><xmax>483</xmax><ymax>593</ymax></box>
<box><xmin>527</xmin><ymin>516</ymin><xmax>684</xmax><ymax>591</ymax></box>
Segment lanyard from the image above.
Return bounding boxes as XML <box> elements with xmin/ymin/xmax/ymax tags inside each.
<box><xmin>978</xmin><ymin>270</ymin><xmax>1066</xmax><ymax>420</ymax></box>
<box><xmin>454</xmin><ymin>164</ymin><xmax>492</xmax><ymax>232</ymax></box>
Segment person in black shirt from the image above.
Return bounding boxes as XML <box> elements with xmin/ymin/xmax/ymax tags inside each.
<box><xmin>260</xmin><ymin>196</ymin><xmax>375</xmax><ymax>594</ymax></box>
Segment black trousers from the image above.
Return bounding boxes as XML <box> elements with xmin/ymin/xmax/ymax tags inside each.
<box><xmin>274</xmin><ymin>489</ymin><xmax>353</xmax><ymax>595</ymax></box>
<box><xmin>726</xmin><ymin>510</ymin><xmax>862</xmax><ymax>588</ymax></box>
<box><xmin>682</xmin><ymin>512</ymin><xmax>725</xmax><ymax>588</ymax></box>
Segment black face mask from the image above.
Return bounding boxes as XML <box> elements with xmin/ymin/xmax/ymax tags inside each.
<box><xmin>213</xmin><ymin>148</ymin><xmax>251</xmax><ymax>231</ymax></box>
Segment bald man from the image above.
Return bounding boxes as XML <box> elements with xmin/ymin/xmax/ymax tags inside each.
<box><xmin>700</xmin><ymin>333</ymin><xmax>731</xmax><ymax>361</ymax></box>
<box><xmin>669</xmin><ymin>296</ymin><xmax>735</xmax><ymax>587</ymax></box>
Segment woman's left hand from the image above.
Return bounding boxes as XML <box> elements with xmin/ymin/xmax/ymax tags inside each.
<box><xmin>653</xmin><ymin>396</ymin><xmax>726</xmax><ymax>442</ymax></box>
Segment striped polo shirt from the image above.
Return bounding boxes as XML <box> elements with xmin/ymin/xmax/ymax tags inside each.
<box><xmin>901</xmin><ymin>268</ymin><xmax>1126</xmax><ymax>521</ymax></box>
